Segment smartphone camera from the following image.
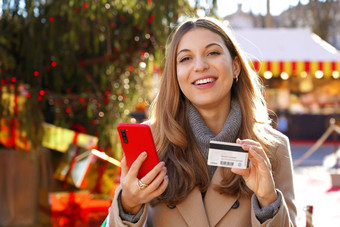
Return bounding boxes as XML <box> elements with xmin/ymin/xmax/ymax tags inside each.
<box><xmin>120</xmin><ymin>128</ymin><xmax>128</xmax><ymax>144</ymax></box>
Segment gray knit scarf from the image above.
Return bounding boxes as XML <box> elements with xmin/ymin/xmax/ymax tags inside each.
<box><xmin>188</xmin><ymin>98</ymin><xmax>242</xmax><ymax>177</ymax></box>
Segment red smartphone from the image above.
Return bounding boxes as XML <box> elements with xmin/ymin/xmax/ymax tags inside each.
<box><xmin>117</xmin><ymin>123</ymin><xmax>160</xmax><ymax>179</ymax></box>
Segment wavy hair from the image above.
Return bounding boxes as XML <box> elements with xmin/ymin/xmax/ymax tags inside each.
<box><xmin>149</xmin><ymin>17</ymin><xmax>278</xmax><ymax>206</ymax></box>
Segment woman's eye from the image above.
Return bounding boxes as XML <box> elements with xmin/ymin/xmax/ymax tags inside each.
<box><xmin>179</xmin><ymin>57</ymin><xmax>190</xmax><ymax>63</ymax></box>
<box><xmin>209</xmin><ymin>51</ymin><xmax>220</xmax><ymax>56</ymax></box>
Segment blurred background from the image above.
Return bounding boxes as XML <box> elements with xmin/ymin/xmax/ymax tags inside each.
<box><xmin>0</xmin><ymin>0</ymin><xmax>339</xmax><ymax>226</ymax></box>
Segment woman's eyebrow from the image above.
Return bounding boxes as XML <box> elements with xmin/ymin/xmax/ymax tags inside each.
<box><xmin>206</xmin><ymin>42</ymin><xmax>223</xmax><ymax>49</ymax></box>
<box><xmin>177</xmin><ymin>42</ymin><xmax>223</xmax><ymax>56</ymax></box>
<box><xmin>176</xmin><ymin>48</ymin><xmax>190</xmax><ymax>57</ymax></box>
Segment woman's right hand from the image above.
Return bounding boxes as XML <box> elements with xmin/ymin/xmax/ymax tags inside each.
<box><xmin>120</xmin><ymin>152</ymin><xmax>169</xmax><ymax>214</ymax></box>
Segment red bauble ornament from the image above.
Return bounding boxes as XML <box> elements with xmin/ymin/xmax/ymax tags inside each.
<box><xmin>51</xmin><ymin>61</ymin><xmax>57</xmax><ymax>67</ymax></box>
<box><xmin>49</xmin><ymin>17</ymin><xmax>54</xmax><ymax>22</ymax></box>
<box><xmin>34</xmin><ymin>71</ymin><xmax>39</xmax><ymax>77</ymax></box>
<box><xmin>39</xmin><ymin>90</ymin><xmax>45</xmax><ymax>96</ymax></box>
<box><xmin>11</xmin><ymin>77</ymin><xmax>17</xmax><ymax>83</ymax></box>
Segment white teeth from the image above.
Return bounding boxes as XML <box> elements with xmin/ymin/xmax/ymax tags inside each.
<box><xmin>194</xmin><ymin>78</ymin><xmax>215</xmax><ymax>85</ymax></box>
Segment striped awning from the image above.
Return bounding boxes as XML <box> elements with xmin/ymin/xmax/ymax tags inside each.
<box><xmin>251</xmin><ymin>61</ymin><xmax>340</xmax><ymax>77</ymax></box>
<box><xmin>234</xmin><ymin>28</ymin><xmax>340</xmax><ymax>79</ymax></box>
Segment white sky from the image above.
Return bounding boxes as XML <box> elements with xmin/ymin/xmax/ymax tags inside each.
<box><xmin>216</xmin><ymin>0</ymin><xmax>310</xmax><ymax>17</ymax></box>
<box><xmin>0</xmin><ymin>0</ymin><xmax>311</xmax><ymax>18</ymax></box>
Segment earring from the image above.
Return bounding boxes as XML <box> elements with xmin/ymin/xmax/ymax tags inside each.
<box><xmin>234</xmin><ymin>75</ymin><xmax>239</xmax><ymax>83</ymax></box>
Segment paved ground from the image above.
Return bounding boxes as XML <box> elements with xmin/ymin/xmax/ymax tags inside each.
<box><xmin>291</xmin><ymin>143</ymin><xmax>340</xmax><ymax>227</ymax></box>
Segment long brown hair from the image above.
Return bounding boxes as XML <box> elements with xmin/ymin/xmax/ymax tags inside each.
<box><xmin>149</xmin><ymin>17</ymin><xmax>278</xmax><ymax>206</ymax></box>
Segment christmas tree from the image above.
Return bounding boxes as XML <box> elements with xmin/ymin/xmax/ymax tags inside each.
<box><xmin>0</xmin><ymin>0</ymin><xmax>217</xmax><ymax>157</ymax></box>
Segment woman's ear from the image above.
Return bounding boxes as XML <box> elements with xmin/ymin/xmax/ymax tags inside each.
<box><xmin>232</xmin><ymin>56</ymin><xmax>241</xmax><ymax>78</ymax></box>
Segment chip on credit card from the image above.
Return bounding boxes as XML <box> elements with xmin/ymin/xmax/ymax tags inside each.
<box><xmin>207</xmin><ymin>141</ymin><xmax>249</xmax><ymax>169</ymax></box>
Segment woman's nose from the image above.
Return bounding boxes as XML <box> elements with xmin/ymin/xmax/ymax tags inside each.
<box><xmin>193</xmin><ymin>57</ymin><xmax>209</xmax><ymax>72</ymax></box>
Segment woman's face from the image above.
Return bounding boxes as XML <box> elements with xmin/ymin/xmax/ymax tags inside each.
<box><xmin>176</xmin><ymin>28</ymin><xmax>239</xmax><ymax>110</ymax></box>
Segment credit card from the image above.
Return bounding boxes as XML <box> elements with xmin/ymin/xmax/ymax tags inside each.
<box><xmin>208</xmin><ymin>141</ymin><xmax>249</xmax><ymax>169</ymax></box>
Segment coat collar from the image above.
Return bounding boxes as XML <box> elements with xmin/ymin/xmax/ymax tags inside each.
<box><xmin>204</xmin><ymin>167</ymin><xmax>239</xmax><ymax>226</ymax></box>
<box><xmin>176</xmin><ymin>167</ymin><xmax>239</xmax><ymax>227</ymax></box>
<box><xmin>176</xmin><ymin>186</ymin><xmax>210</xmax><ymax>227</ymax></box>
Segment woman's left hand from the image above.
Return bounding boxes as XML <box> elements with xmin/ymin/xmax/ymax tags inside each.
<box><xmin>231</xmin><ymin>138</ymin><xmax>278</xmax><ymax>207</ymax></box>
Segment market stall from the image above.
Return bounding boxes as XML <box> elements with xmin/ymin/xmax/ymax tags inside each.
<box><xmin>234</xmin><ymin>28</ymin><xmax>340</xmax><ymax>140</ymax></box>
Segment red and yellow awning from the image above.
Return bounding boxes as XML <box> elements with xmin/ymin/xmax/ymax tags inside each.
<box><xmin>251</xmin><ymin>61</ymin><xmax>340</xmax><ymax>78</ymax></box>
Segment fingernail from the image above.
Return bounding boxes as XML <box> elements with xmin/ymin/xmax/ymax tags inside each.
<box><xmin>141</xmin><ymin>152</ymin><xmax>147</xmax><ymax>157</ymax></box>
<box><xmin>162</xmin><ymin>166</ymin><xmax>167</xmax><ymax>172</ymax></box>
<box><xmin>164</xmin><ymin>175</ymin><xmax>169</xmax><ymax>181</ymax></box>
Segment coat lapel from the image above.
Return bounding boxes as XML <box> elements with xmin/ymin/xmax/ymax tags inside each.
<box><xmin>176</xmin><ymin>187</ymin><xmax>210</xmax><ymax>227</ymax></box>
<box><xmin>204</xmin><ymin>167</ymin><xmax>239</xmax><ymax>227</ymax></box>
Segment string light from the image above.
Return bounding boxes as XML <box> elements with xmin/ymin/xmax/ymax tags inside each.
<box><xmin>332</xmin><ymin>71</ymin><xmax>339</xmax><ymax>79</ymax></box>
<box><xmin>280</xmin><ymin>72</ymin><xmax>289</xmax><ymax>80</ymax></box>
<box><xmin>264</xmin><ymin>71</ymin><xmax>272</xmax><ymax>79</ymax></box>
<box><xmin>315</xmin><ymin>70</ymin><xmax>323</xmax><ymax>79</ymax></box>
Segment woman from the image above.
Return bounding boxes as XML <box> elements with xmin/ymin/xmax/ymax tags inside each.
<box><xmin>106</xmin><ymin>17</ymin><xmax>297</xmax><ymax>226</ymax></box>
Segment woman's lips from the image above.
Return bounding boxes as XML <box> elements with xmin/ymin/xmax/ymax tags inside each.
<box><xmin>193</xmin><ymin>77</ymin><xmax>217</xmax><ymax>88</ymax></box>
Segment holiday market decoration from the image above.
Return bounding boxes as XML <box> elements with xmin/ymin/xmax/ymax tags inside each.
<box><xmin>1</xmin><ymin>2</ymin><xmax>219</xmax><ymax>226</ymax></box>
<box><xmin>0</xmin><ymin>0</ymin><xmax>217</xmax><ymax>155</ymax></box>
<box><xmin>234</xmin><ymin>28</ymin><xmax>340</xmax><ymax>80</ymax></box>
<box><xmin>38</xmin><ymin>189</ymin><xmax>112</xmax><ymax>227</ymax></box>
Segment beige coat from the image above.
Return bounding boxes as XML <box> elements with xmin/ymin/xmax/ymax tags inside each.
<box><xmin>108</xmin><ymin>130</ymin><xmax>297</xmax><ymax>227</ymax></box>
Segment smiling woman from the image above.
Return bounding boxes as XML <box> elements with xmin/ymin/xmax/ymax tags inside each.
<box><xmin>176</xmin><ymin>28</ymin><xmax>240</xmax><ymax>125</ymax></box>
<box><xmin>105</xmin><ymin>17</ymin><xmax>297</xmax><ymax>227</ymax></box>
